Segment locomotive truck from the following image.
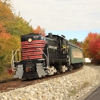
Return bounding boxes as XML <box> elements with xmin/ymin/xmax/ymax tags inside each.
<box><xmin>11</xmin><ymin>33</ymin><xmax>84</xmax><ymax>80</ymax></box>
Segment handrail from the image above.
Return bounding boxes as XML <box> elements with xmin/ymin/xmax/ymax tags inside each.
<box><xmin>11</xmin><ymin>49</ymin><xmax>21</xmax><ymax>71</ymax></box>
<box><xmin>38</xmin><ymin>48</ymin><xmax>49</xmax><ymax>67</ymax></box>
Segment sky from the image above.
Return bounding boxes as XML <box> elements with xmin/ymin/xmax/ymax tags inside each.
<box><xmin>11</xmin><ymin>0</ymin><xmax>100</xmax><ymax>41</ymax></box>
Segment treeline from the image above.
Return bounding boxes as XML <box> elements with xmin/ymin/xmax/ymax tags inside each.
<box><xmin>69</xmin><ymin>32</ymin><xmax>100</xmax><ymax>64</ymax></box>
<box><xmin>83</xmin><ymin>32</ymin><xmax>100</xmax><ymax>64</ymax></box>
<box><xmin>0</xmin><ymin>0</ymin><xmax>100</xmax><ymax>75</ymax></box>
<box><xmin>0</xmin><ymin>0</ymin><xmax>45</xmax><ymax>73</ymax></box>
<box><xmin>69</xmin><ymin>38</ymin><xmax>83</xmax><ymax>47</ymax></box>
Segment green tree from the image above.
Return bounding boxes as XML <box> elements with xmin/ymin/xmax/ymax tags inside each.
<box><xmin>69</xmin><ymin>38</ymin><xmax>83</xmax><ymax>47</ymax></box>
<box><xmin>5</xmin><ymin>15</ymin><xmax>33</xmax><ymax>36</ymax></box>
<box><xmin>0</xmin><ymin>0</ymin><xmax>33</xmax><ymax>36</ymax></box>
<box><xmin>0</xmin><ymin>24</ymin><xmax>20</xmax><ymax>73</ymax></box>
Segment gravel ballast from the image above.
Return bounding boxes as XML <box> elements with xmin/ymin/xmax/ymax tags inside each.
<box><xmin>0</xmin><ymin>65</ymin><xmax>100</xmax><ymax>100</ymax></box>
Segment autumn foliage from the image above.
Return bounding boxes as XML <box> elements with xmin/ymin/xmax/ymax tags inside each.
<box><xmin>0</xmin><ymin>0</ymin><xmax>13</xmax><ymax>23</ymax></box>
<box><xmin>0</xmin><ymin>24</ymin><xmax>11</xmax><ymax>39</ymax></box>
<box><xmin>0</xmin><ymin>24</ymin><xmax>20</xmax><ymax>73</ymax></box>
<box><xmin>83</xmin><ymin>32</ymin><xmax>100</xmax><ymax>64</ymax></box>
<box><xmin>33</xmin><ymin>26</ymin><xmax>46</xmax><ymax>36</ymax></box>
<box><xmin>0</xmin><ymin>0</ymin><xmax>46</xmax><ymax>76</ymax></box>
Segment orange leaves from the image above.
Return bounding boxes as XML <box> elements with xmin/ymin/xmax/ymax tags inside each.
<box><xmin>0</xmin><ymin>26</ymin><xmax>20</xmax><ymax>70</ymax></box>
<box><xmin>33</xmin><ymin>26</ymin><xmax>46</xmax><ymax>36</ymax></box>
<box><xmin>0</xmin><ymin>24</ymin><xmax>11</xmax><ymax>39</ymax></box>
<box><xmin>89</xmin><ymin>37</ymin><xmax>100</xmax><ymax>61</ymax></box>
<box><xmin>0</xmin><ymin>32</ymin><xmax>11</xmax><ymax>39</ymax></box>
<box><xmin>83</xmin><ymin>32</ymin><xmax>100</xmax><ymax>64</ymax></box>
<box><xmin>84</xmin><ymin>32</ymin><xmax>98</xmax><ymax>42</ymax></box>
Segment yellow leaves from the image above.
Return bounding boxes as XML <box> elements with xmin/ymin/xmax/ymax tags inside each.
<box><xmin>0</xmin><ymin>23</ymin><xmax>20</xmax><ymax>69</ymax></box>
<box><xmin>0</xmin><ymin>34</ymin><xmax>20</xmax><ymax>69</ymax></box>
<box><xmin>0</xmin><ymin>0</ymin><xmax>13</xmax><ymax>22</ymax></box>
<box><xmin>0</xmin><ymin>24</ymin><xmax>11</xmax><ymax>39</ymax></box>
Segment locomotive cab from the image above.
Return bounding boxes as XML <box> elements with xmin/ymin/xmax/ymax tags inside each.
<box><xmin>60</xmin><ymin>35</ymin><xmax>68</xmax><ymax>57</ymax></box>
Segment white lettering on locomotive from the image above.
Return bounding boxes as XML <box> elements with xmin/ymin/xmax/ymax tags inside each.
<box><xmin>48</xmin><ymin>45</ymin><xmax>57</xmax><ymax>49</ymax></box>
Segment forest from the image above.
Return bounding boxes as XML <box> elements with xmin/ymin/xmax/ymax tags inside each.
<box><xmin>0</xmin><ymin>0</ymin><xmax>100</xmax><ymax>80</ymax></box>
<box><xmin>0</xmin><ymin>0</ymin><xmax>45</xmax><ymax>80</ymax></box>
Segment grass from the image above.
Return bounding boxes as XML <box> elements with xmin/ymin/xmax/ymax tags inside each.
<box><xmin>0</xmin><ymin>69</ymin><xmax>13</xmax><ymax>82</ymax></box>
<box><xmin>80</xmin><ymin>81</ymin><xmax>89</xmax><ymax>89</ymax></box>
<box><xmin>69</xmin><ymin>89</ymin><xmax>78</xmax><ymax>95</ymax></box>
<box><xmin>68</xmin><ymin>81</ymin><xmax>90</xmax><ymax>96</ymax></box>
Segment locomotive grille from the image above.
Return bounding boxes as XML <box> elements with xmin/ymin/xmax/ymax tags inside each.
<box><xmin>21</xmin><ymin>40</ymin><xmax>47</xmax><ymax>60</ymax></box>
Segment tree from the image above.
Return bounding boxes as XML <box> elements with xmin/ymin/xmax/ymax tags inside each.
<box><xmin>83</xmin><ymin>32</ymin><xmax>100</xmax><ymax>64</ymax></box>
<box><xmin>88</xmin><ymin>35</ymin><xmax>100</xmax><ymax>64</ymax></box>
<box><xmin>0</xmin><ymin>0</ymin><xmax>13</xmax><ymax>24</ymax></box>
<box><xmin>0</xmin><ymin>24</ymin><xmax>20</xmax><ymax>73</ymax></box>
<box><xmin>33</xmin><ymin>26</ymin><xmax>46</xmax><ymax>36</ymax></box>
<box><xmin>69</xmin><ymin>38</ymin><xmax>83</xmax><ymax>47</ymax></box>
<box><xmin>0</xmin><ymin>0</ymin><xmax>33</xmax><ymax>36</ymax></box>
<box><xmin>5</xmin><ymin>15</ymin><xmax>33</xmax><ymax>36</ymax></box>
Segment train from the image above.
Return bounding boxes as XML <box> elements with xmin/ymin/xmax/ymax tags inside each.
<box><xmin>11</xmin><ymin>33</ymin><xmax>84</xmax><ymax>80</ymax></box>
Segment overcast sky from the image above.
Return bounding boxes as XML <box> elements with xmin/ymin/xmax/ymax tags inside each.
<box><xmin>11</xmin><ymin>0</ymin><xmax>100</xmax><ymax>41</ymax></box>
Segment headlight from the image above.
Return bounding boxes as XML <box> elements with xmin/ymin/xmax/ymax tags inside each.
<box><xmin>28</xmin><ymin>38</ymin><xmax>32</xmax><ymax>42</ymax></box>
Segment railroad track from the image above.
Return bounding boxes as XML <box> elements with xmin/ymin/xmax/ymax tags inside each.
<box><xmin>0</xmin><ymin>66</ymin><xmax>83</xmax><ymax>93</ymax></box>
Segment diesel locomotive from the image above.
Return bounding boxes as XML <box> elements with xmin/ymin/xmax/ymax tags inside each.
<box><xmin>12</xmin><ymin>33</ymin><xmax>84</xmax><ymax>80</ymax></box>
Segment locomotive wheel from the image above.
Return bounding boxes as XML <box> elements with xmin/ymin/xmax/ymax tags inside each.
<box><xmin>46</xmin><ymin>66</ymin><xmax>57</xmax><ymax>75</ymax></box>
<box><xmin>61</xmin><ymin>65</ymin><xmax>68</xmax><ymax>72</ymax></box>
